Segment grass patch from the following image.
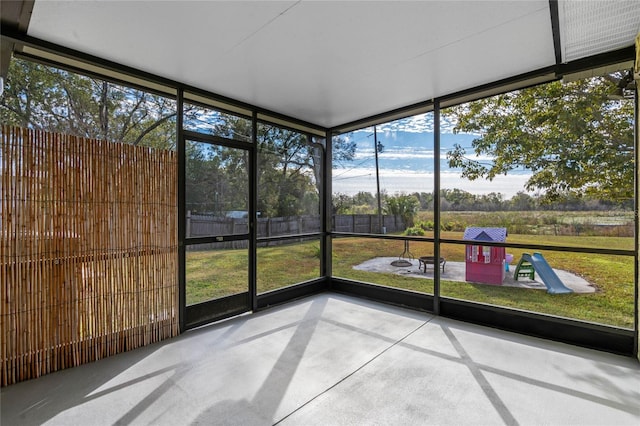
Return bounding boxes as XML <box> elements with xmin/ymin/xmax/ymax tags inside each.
<box><xmin>333</xmin><ymin>234</ymin><xmax>634</xmax><ymax>329</ymax></box>
<box><xmin>186</xmin><ymin>241</ymin><xmax>321</xmax><ymax>305</ymax></box>
<box><xmin>257</xmin><ymin>242</ymin><xmax>320</xmax><ymax>293</ymax></box>
<box><xmin>186</xmin><ymin>249</ymin><xmax>248</xmax><ymax>305</ymax></box>
<box><xmin>186</xmin><ymin>234</ymin><xmax>634</xmax><ymax>329</ymax></box>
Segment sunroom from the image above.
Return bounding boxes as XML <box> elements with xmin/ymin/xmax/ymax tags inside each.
<box><xmin>1</xmin><ymin>1</ymin><xmax>640</xmax><ymax>424</ymax></box>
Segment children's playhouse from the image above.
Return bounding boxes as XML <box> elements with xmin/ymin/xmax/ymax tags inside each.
<box><xmin>463</xmin><ymin>227</ymin><xmax>507</xmax><ymax>285</ymax></box>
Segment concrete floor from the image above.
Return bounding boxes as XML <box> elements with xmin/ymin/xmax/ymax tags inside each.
<box><xmin>1</xmin><ymin>293</ymin><xmax>638</xmax><ymax>426</ymax></box>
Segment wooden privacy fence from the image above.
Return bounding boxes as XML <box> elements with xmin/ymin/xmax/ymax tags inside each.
<box><xmin>188</xmin><ymin>213</ymin><xmax>321</xmax><ymax>237</ymax></box>
<box><xmin>187</xmin><ymin>214</ymin><xmax>404</xmax><ymax>238</ymax></box>
<box><xmin>187</xmin><ymin>214</ymin><xmax>321</xmax><ymax>249</ymax></box>
<box><xmin>1</xmin><ymin>126</ymin><xmax>179</xmax><ymax>386</ymax></box>
<box><xmin>333</xmin><ymin>214</ymin><xmax>404</xmax><ymax>234</ymax></box>
<box><xmin>186</xmin><ymin>213</ymin><xmax>405</xmax><ymax>250</ymax></box>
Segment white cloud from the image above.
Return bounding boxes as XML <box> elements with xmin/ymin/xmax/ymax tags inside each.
<box><xmin>353</xmin><ymin>112</ymin><xmax>461</xmax><ymax>135</ymax></box>
<box><xmin>379</xmin><ymin>150</ymin><xmax>435</xmax><ymax>161</ymax></box>
<box><xmin>333</xmin><ymin>168</ymin><xmax>532</xmax><ymax>198</ymax></box>
<box><xmin>334</xmin><ymin>115</ymin><xmax>521</xmax><ymax>197</ymax></box>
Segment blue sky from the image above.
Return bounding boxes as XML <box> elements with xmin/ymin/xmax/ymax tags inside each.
<box><xmin>332</xmin><ymin>113</ymin><xmax>534</xmax><ymax>198</ymax></box>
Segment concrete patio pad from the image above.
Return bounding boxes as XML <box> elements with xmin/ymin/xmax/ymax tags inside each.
<box><xmin>353</xmin><ymin>257</ymin><xmax>596</xmax><ymax>293</ymax></box>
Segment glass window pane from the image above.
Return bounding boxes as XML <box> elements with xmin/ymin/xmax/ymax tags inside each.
<box><xmin>257</xmin><ymin>122</ymin><xmax>321</xmax><ymax>235</ymax></box>
<box><xmin>332</xmin><ymin>237</ymin><xmax>434</xmax><ymax>295</ymax></box>
<box><xmin>435</xmin><ymin>66</ymin><xmax>635</xmax><ymax>329</ymax></box>
<box><xmin>1</xmin><ymin>58</ymin><xmax>177</xmax><ymax>149</ymax></box>
<box><xmin>185</xmin><ymin>140</ymin><xmax>248</xmax><ymax>237</ymax></box>
<box><xmin>186</xmin><ymin>242</ymin><xmax>248</xmax><ymax>305</ymax></box>
<box><xmin>257</xmin><ymin>237</ymin><xmax>321</xmax><ymax>294</ymax></box>
<box><xmin>183</xmin><ymin>103</ymin><xmax>252</xmax><ymax>142</ymax></box>
<box><xmin>439</xmin><ymin>243</ymin><xmax>634</xmax><ymax>328</ymax></box>
<box><xmin>332</xmin><ymin>114</ymin><xmax>434</xmax><ymax>235</ymax></box>
<box><xmin>440</xmin><ymin>67</ymin><xmax>635</xmax><ymax>250</ymax></box>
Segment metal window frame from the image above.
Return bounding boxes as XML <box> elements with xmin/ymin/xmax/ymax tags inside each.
<box><xmin>252</xmin><ymin>121</ymin><xmax>327</xmax><ymax>301</ymax></box>
<box><xmin>180</xmin><ymin>126</ymin><xmax>254</xmax><ymax>326</ymax></box>
<box><xmin>1</xmin><ymin>27</ymin><xmax>636</xmax><ymax>356</ymax></box>
<box><xmin>327</xmin><ymin>49</ymin><xmax>638</xmax><ymax>356</ymax></box>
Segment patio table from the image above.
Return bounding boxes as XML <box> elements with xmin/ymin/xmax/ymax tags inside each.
<box><xmin>418</xmin><ymin>256</ymin><xmax>446</xmax><ymax>273</ymax></box>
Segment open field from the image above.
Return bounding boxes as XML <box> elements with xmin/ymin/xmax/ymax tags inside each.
<box><xmin>417</xmin><ymin>210</ymin><xmax>634</xmax><ymax>240</ymax></box>
<box><xmin>186</xmin><ymin>232</ymin><xmax>635</xmax><ymax>329</ymax></box>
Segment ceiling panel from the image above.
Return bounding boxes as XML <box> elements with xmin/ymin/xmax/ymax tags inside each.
<box><xmin>22</xmin><ymin>0</ymin><xmax>638</xmax><ymax>128</ymax></box>
<box><xmin>559</xmin><ymin>0</ymin><xmax>640</xmax><ymax>62</ymax></box>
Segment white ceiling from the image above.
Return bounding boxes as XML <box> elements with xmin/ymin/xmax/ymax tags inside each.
<box><xmin>25</xmin><ymin>1</ymin><xmax>640</xmax><ymax>129</ymax></box>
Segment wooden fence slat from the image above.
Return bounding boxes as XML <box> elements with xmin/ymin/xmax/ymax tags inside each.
<box><xmin>186</xmin><ymin>213</ymin><xmax>405</xmax><ymax>251</ymax></box>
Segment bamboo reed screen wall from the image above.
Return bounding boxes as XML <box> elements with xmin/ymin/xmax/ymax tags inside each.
<box><xmin>1</xmin><ymin>126</ymin><xmax>179</xmax><ymax>386</ymax></box>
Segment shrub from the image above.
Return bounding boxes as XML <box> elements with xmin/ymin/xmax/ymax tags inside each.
<box><xmin>385</xmin><ymin>194</ymin><xmax>419</xmax><ymax>227</ymax></box>
<box><xmin>404</xmin><ymin>226</ymin><xmax>425</xmax><ymax>236</ymax></box>
<box><xmin>417</xmin><ymin>220</ymin><xmax>434</xmax><ymax>231</ymax></box>
<box><xmin>441</xmin><ymin>220</ymin><xmax>466</xmax><ymax>232</ymax></box>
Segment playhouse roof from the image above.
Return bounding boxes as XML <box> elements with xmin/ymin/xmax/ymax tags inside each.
<box><xmin>463</xmin><ymin>227</ymin><xmax>508</xmax><ymax>242</ymax></box>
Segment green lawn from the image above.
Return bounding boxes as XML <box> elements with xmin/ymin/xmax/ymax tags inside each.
<box><xmin>185</xmin><ymin>241</ymin><xmax>320</xmax><ymax>305</ymax></box>
<box><xmin>186</xmin><ymin>234</ymin><xmax>635</xmax><ymax>329</ymax></box>
<box><xmin>186</xmin><ymin>249</ymin><xmax>249</xmax><ymax>304</ymax></box>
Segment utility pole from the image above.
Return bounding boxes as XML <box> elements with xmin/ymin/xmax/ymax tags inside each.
<box><xmin>374</xmin><ymin>127</ymin><xmax>383</xmax><ymax>233</ymax></box>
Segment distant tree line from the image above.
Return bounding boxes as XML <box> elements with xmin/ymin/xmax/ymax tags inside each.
<box><xmin>333</xmin><ymin>189</ymin><xmax>633</xmax><ymax>215</ymax></box>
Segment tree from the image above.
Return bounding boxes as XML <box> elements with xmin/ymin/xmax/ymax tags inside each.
<box><xmin>445</xmin><ymin>71</ymin><xmax>635</xmax><ymax>202</ymax></box>
<box><xmin>1</xmin><ymin>58</ymin><xmax>178</xmax><ymax>149</ymax></box>
<box><xmin>256</xmin><ymin>123</ymin><xmax>357</xmax><ymax>217</ymax></box>
<box><xmin>256</xmin><ymin>123</ymin><xmax>318</xmax><ymax>217</ymax></box>
<box><xmin>2</xmin><ymin>57</ymin><xmax>360</xmax><ymax>219</ymax></box>
<box><xmin>332</xmin><ymin>193</ymin><xmax>355</xmax><ymax>215</ymax></box>
<box><xmin>385</xmin><ymin>194</ymin><xmax>419</xmax><ymax>228</ymax></box>
<box><xmin>509</xmin><ymin>191</ymin><xmax>536</xmax><ymax>211</ymax></box>
<box><xmin>476</xmin><ymin>192</ymin><xmax>505</xmax><ymax>211</ymax></box>
<box><xmin>441</xmin><ymin>188</ymin><xmax>476</xmax><ymax>211</ymax></box>
<box><xmin>412</xmin><ymin>192</ymin><xmax>434</xmax><ymax>210</ymax></box>
<box><xmin>332</xmin><ymin>134</ymin><xmax>357</xmax><ymax>167</ymax></box>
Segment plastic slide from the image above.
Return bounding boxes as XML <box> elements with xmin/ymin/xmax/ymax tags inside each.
<box><xmin>519</xmin><ymin>252</ymin><xmax>573</xmax><ymax>294</ymax></box>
